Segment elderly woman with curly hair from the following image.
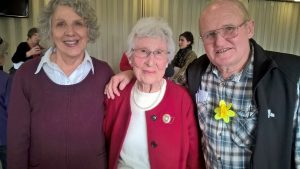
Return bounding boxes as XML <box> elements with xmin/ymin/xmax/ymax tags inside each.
<box><xmin>7</xmin><ymin>0</ymin><xmax>113</xmax><ymax>169</ymax></box>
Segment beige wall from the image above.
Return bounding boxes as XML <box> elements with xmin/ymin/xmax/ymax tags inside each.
<box><xmin>0</xmin><ymin>0</ymin><xmax>299</xmax><ymax>73</ymax></box>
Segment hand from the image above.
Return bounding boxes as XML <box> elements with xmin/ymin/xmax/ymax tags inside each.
<box><xmin>104</xmin><ymin>70</ymin><xmax>134</xmax><ymax>99</ymax></box>
<box><xmin>28</xmin><ymin>46</ymin><xmax>41</xmax><ymax>57</ymax></box>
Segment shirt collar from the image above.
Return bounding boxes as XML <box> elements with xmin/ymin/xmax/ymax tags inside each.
<box><xmin>35</xmin><ymin>47</ymin><xmax>94</xmax><ymax>74</ymax></box>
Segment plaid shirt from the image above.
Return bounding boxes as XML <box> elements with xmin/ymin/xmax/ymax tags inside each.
<box><xmin>195</xmin><ymin>51</ymin><xmax>257</xmax><ymax>169</ymax></box>
<box><xmin>196</xmin><ymin>48</ymin><xmax>300</xmax><ymax>168</ymax></box>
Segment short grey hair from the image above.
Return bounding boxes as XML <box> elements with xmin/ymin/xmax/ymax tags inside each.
<box><xmin>39</xmin><ymin>0</ymin><xmax>99</xmax><ymax>46</ymax></box>
<box><xmin>126</xmin><ymin>17</ymin><xmax>175</xmax><ymax>62</ymax></box>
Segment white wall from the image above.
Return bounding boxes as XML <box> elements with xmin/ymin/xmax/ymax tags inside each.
<box><xmin>0</xmin><ymin>0</ymin><xmax>299</xmax><ymax>73</ymax></box>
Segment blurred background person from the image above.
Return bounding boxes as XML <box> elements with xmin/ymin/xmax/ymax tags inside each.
<box><xmin>170</xmin><ymin>31</ymin><xmax>197</xmax><ymax>86</ymax></box>
<box><xmin>0</xmin><ymin>36</ymin><xmax>12</xmax><ymax>169</ymax></box>
<box><xmin>7</xmin><ymin>0</ymin><xmax>113</xmax><ymax>169</ymax></box>
<box><xmin>9</xmin><ymin>27</ymin><xmax>43</xmax><ymax>74</ymax></box>
<box><xmin>104</xmin><ymin>17</ymin><xmax>203</xmax><ymax>169</ymax></box>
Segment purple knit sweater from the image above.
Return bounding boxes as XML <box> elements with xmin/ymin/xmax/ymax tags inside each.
<box><xmin>7</xmin><ymin>57</ymin><xmax>113</xmax><ymax>169</ymax></box>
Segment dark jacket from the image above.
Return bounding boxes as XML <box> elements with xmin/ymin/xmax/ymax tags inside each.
<box><xmin>187</xmin><ymin>39</ymin><xmax>300</xmax><ymax>169</ymax></box>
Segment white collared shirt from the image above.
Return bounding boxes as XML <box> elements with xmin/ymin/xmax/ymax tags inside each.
<box><xmin>35</xmin><ymin>47</ymin><xmax>94</xmax><ymax>85</ymax></box>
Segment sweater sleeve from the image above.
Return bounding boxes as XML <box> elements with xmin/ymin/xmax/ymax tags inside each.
<box><xmin>7</xmin><ymin>70</ymin><xmax>31</xmax><ymax>169</ymax></box>
<box><xmin>11</xmin><ymin>42</ymin><xmax>32</xmax><ymax>63</ymax></box>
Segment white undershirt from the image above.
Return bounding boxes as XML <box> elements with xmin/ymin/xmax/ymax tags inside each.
<box><xmin>117</xmin><ymin>79</ymin><xmax>166</xmax><ymax>169</ymax></box>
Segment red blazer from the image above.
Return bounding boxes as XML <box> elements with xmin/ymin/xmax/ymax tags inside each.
<box><xmin>104</xmin><ymin>79</ymin><xmax>203</xmax><ymax>169</ymax></box>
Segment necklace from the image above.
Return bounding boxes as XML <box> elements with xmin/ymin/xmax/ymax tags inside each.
<box><xmin>132</xmin><ymin>80</ymin><xmax>165</xmax><ymax>110</ymax></box>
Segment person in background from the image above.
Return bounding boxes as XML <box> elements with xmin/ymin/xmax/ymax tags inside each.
<box><xmin>104</xmin><ymin>17</ymin><xmax>203</xmax><ymax>169</ymax></box>
<box><xmin>170</xmin><ymin>31</ymin><xmax>197</xmax><ymax>86</ymax></box>
<box><xmin>0</xmin><ymin>37</ymin><xmax>11</xmax><ymax>169</ymax></box>
<box><xmin>9</xmin><ymin>27</ymin><xmax>43</xmax><ymax>74</ymax></box>
<box><xmin>7</xmin><ymin>0</ymin><xmax>113</xmax><ymax>169</ymax></box>
<box><xmin>104</xmin><ymin>0</ymin><xmax>300</xmax><ymax>168</ymax></box>
<box><xmin>0</xmin><ymin>37</ymin><xmax>7</xmax><ymax>70</ymax></box>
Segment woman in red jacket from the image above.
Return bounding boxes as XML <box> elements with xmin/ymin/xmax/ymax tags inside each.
<box><xmin>104</xmin><ymin>17</ymin><xmax>204</xmax><ymax>169</ymax></box>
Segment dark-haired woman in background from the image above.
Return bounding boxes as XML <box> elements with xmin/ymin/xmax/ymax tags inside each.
<box><xmin>170</xmin><ymin>31</ymin><xmax>197</xmax><ymax>86</ymax></box>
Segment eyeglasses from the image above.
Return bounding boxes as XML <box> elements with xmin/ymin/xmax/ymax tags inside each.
<box><xmin>132</xmin><ymin>48</ymin><xmax>170</xmax><ymax>59</ymax></box>
<box><xmin>200</xmin><ymin>20</ymin><xmax>249</xmax><ymax>44</ymax></box>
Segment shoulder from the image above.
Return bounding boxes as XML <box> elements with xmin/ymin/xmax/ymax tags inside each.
<box><xmin>0</xmin><ymin>70</ymin><xmax>9</xmax><ymax>83</ymax></box>
<box><xmin>91</xmin><ymin>57</ymin><xmax>114</xmax><ymax>78</ymax></box>
<box><xmin>17</xmin><ymin>57</ymin><xmax>40</xmax><ymax>74</ymax></box>
<box><xmin>165</xmin><ymin>80</ymin><xmax>192</xmax><ymax>99</ymax></box>
<box><xmin>91</xmin><ymin>57</ymin><xmax>113</xmax><ymax>72</ymax></box>
<box><xmin>17</xmin><ymin>42</ymin><xmax>29</xmax><ymax>48</ymax></box>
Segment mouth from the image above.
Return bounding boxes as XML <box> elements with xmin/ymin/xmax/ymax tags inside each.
<box><xmin>63</xmin><ymin>39</ymin><xmax>79</xmax><ymax>47</ymax></box>
<box><xmin>216</xmin><ymin>48</ymin><xmax>231</xmax><ymax>54</ymax></box>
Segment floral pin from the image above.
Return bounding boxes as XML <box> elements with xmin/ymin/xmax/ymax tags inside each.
<box><xmin>214</xmin><ymin>100</ymin><xmax>236</xmax><ymax>123</ymax></box>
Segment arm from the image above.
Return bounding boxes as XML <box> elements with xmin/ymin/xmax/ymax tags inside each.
<box><xmin>7</xmin><ymin>71</ymin><xmax>31</xmax><ymax>169</ymax></box>
<box><xmin>11</xmin><ymin>43</ymin><xmax>41</xmax><ymax>63</ymax></box>
<box><xmin>104</xmin><ymin>70</ymin><xmax>134</xmax><ymax>99</ymax></box>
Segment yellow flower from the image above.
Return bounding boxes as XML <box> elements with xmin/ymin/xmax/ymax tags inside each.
<box><xmin>214</xmin><ymin>100</ymin><xmax>236</xmax><ymax>123</ymax></box>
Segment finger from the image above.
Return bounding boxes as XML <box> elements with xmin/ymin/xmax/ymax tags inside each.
<box><xmin>112</xmin><ymin>78</ymin><xmax>120</xmax><ymax>97</ymax></box>
<box><xmin>106</xmin><ymin>79</ymin><xmax>115</xmax><ymax>99</ymax></box>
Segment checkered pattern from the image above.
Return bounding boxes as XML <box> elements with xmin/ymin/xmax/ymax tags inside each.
<box><xmin>196</xmin><ymin>54</ymin><xmax>257</xmax><ymax>169</ymax></box>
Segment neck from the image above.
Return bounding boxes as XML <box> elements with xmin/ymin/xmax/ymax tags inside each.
<box><xmin>137</xmin><ymin>80</ymin><xmax>164</xmax><ymax>93</ymax></box>
<box><xmin>50</xmin><ymin>51</ymin><xmax>84</xmax><ymax>76</ymax></box>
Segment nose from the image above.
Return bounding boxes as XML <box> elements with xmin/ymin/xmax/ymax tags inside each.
<box><xmin>214</xmin><ymin>32</ymin><xmax>227</xmax><ymax>45</ymax></box>
<box><xmin>65</xmin><ymin>25</ymin><xmax>75</xmax><ymax>35</ymax></box>
<box><xmin>145</xmin><ymin>53</ymin><xmax>156</xmax><ymax>66</ymax></box>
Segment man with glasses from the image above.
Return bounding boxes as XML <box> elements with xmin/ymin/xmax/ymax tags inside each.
<box><xmin>187</xmin><ymin>0</ymin><xmax>300</xmax><ymax>169</ymax></box>
<box><xmin>105</xmin><ymin>0</ymin><xmax>300</xmax><ymax>168</ymax></box>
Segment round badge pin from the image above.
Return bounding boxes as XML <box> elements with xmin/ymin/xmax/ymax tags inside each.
<box><xmin>162</xmin><ymin>114</ymin><xmax>171</xmax><ymax>124</ymax></box>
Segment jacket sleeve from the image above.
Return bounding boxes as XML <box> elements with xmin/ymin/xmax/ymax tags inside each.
<box><xmin>7</xmin><ymin>70</ymin><xmax>31</xmax><ymax>169</ymax></box>
<box><xmin>184</xmin><ymin>91</ymin><xmax>205</xmax><ymax>169</ymax></box>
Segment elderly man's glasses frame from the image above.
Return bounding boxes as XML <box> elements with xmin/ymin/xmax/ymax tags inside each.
<box><xmin>200</xmin><ymin>20</ymin><xmax>249</xmax><ymax>44</ymax></box>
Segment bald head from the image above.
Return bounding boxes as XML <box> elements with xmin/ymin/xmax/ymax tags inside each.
<box><xmin>199</xmin><ymin>0</ymin><xmax>251</xmax><ymax>35</ymax></box>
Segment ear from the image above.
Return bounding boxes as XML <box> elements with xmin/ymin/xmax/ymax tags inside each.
<box><xmin>246</xmin><ymin>20</ymin><xmax>255</xmax><ymax>39</ymax></box>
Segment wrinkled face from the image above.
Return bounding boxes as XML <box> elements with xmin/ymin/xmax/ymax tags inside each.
<box><xmin>29</xmin><ymin>33</ymin><xmax>40</xmax><ymax>46</ymax></box>
<box><xmin>51</xmin><ymin>5</ymin><xmax>89</xmax><ymax>59</ymax></box>
<box><xmin>199</xmin><ymin>2</ymin><xmax>254</xmax><ymax>70</ymax></box>
<box><xmin>178</xmin><ymin>36</ymin><xmax>191</xmax><ymax>49</ymax></box>
<box><xmin>129</xmin><ymin>37</ymin><xmax>169</xmax><ymax>86</ymax></box>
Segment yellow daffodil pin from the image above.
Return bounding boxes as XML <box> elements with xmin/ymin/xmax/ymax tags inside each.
<box><xmin>214</xmin><ymin>100</ymin><xmax>236</xmax><ymax>123</ymax></box>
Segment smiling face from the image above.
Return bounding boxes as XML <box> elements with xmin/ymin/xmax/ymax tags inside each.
<box><xmin>199</xmin><ymin>1</ymin><xmax>254</xmax><ymax>73</ymax></box>
<box><xmin>51</xmin><ymin>5</ymin><xmax>89</xmax><ymax>60</ymax></box>
<box><xmin>129</xmin><ymin>37</ymin><xmax>169</xmax><ymax>90</ymax></box>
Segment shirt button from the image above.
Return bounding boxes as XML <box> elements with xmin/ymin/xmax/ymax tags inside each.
<box><xmin>151</xmin><ymin>115</ymin><xmax>157</xmax><ymax>121</ymax></box>
<box><xmin>151</xmin><ymin>141</ymin><xmax>157</xmax><ymax>148</ymax></box>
